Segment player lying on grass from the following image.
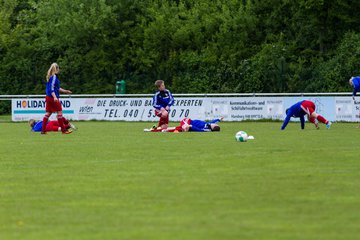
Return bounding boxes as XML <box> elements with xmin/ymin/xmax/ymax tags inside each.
<box><xmin>145</xmin><ymin>117</ymin><xmax>223</xmax><ymax>132</ymax></box>
<box><xmin>281</xmin><ymin>100</ymin><xmax>331</xmax><ymax>130</ymax></box>
<box><xmin>29</xmin><ymin>118</ymin><xmax>77</xmax><ymax>133</ymax></box>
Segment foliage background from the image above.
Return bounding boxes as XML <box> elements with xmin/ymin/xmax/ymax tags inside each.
<box><xmin>1</xmin><ymin>0</ymin><xmax>360</xmax><ymax>100</ymax></box>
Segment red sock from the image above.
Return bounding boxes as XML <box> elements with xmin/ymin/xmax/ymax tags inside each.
<box><xmin>63</xmin><ymin>117</ymin><xmax>69</xmax><ymax>125</ymax></box>
<box><xmin>158</xmin><ymin>115</ymin><xmax>169</xmax><ymax>127</ymax></box>
<box><xmin>151</xmin><ymin>128</ymin><xmax>163</xmax><ymax>132</ymax></box>
<box><xmin>316</xmin><ymin>115</ymin><xmax>328</xmax><ymax>124</ymax></box>
<box><xmin>157</xmin><ymin>118</ymin><xmax>165</xmax><ymax>127</ymax></box>
<box><xmin>42</xmin><ymin>115</ymin><xmax>49</xmax><ymax>132</ymax></box>
<box><xmin>57</xmin><ymin>115</ymin><xmax>66</xmax><ymax>132</ymax></box>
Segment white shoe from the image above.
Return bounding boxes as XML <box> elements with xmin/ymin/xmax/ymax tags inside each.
<box><xmin>143</xmin><ymin>128</ymin><xmax>151</xmax><ymax>132</ymax></box>
<box><xmin>69</xmin><ymin>123</ymin><xmax>77</xmax><ymax>131</ymax></box>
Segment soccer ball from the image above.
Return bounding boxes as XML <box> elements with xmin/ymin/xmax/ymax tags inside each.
<box><xmin>235</xmin><ymin>131</ymin><xmax>248</xmax><ymax>142</ymax></box>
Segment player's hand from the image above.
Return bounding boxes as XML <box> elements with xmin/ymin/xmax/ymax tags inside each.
<box><xmin>165</xmin><ymin>106</ymin><xmax>169</xmax><ymax>111</ymax></box>
<box><xmin>54</xmin><ymin>97</ymin><xmax>59</xmax><ymax>102</ymax></box>
<box><xmin>66</xmin><ymin>90</ymin><xmax>72</xmax><ymax>94</ymax></box>
<box><xmin>220</xmin><ymin>117</ymin><xmax>224</xmax><ymax>121</ymax></box>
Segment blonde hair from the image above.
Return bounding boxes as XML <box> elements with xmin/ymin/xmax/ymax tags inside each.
<box><xmin>349</xmin><ymin>77</ymin><xmax>354</xmax><ymax>85</ymax></box>
<box><xmin>46</xmin><ymin>63</ymin><xmax>60</xmax><ymax>82</ymax></box>
<box><xmin>155</xmin><ymin>80</ymin><xmax>164</xmax><ymax>88</ymax></box>
<box><xmin>28</xmin><ymin>119</ymin><xmax>36</xmax><ymax>128</ymax></box>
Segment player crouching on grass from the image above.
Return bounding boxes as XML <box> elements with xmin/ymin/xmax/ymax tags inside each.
<box><xmin>146</xmin><ymin>117</ymin><xmax>223</xmax><ymax>132</ymax></box>
<box><xmin>29</xmin><ymin>118</ymin><xmax>77</xmax><ymax>133</ymax></box>
<box><xmin>281</xmin><ymin>100</ymin><xmax>331</xmax><ymax>130</ymax></box>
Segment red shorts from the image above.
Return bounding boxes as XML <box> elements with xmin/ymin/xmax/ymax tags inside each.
<box><xmin>46</xmin><ymin>121</ymin><xmax>61</xmax><ymax>132</ymax></box>
<box><xmin>155</xmin><ymin>109</ymin><xmax>169</xmax><ymax>126</ymax></box>
<box><xmin>46</xmin><ymin>120</ymin><xmax>70</xmax><ymax>131</ymax></box>
<box><xmin>155</xmin><ymin>109</ymin><xmax>162</xmax><ymax>117</ymax></box>
<box><xmin>301</xmin><ymin>100</ymin><xmax>316</xmax><ymax>116</ymax></box>
<box><xmin>45</xmin><ymin>96</ymin><xmax>62</xmax><ymax>113</ymax></box>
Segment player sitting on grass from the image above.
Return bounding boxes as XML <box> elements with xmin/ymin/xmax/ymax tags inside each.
<box><xmin>281</xmin><ymin>100</ymin><xmax>331</xmax><ymax>130</ymax></box>
<box><xmin>29</xmin><ymin>118</ymin><xmax>77</xmax><ymax>133</ymax></box>
<box><xmin>146</xmin><ymin>117</ymin><xmax>223</xmax><ymax>132</ymax></box>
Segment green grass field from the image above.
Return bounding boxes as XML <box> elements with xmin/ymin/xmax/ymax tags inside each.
<box><xmin>1</xmin><ymin>121</ymin><xmax>360</xmax><ymax>240</ymax></box>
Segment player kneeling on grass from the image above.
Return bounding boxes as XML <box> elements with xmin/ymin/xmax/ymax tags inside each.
<box><xmin>152</xmin><ymin>80</ymin><xmax>174</xmax><ymax>129</ymax></box>
<box><xmin>152</xmin><ymin>117</ymin><xmax>223</xmax><ymax>132</ymax></box>
<box><xmin>281</xmin><ymin>100</ymin><xmax>331</xmax><ymax>130</ymax></box>
<box><xmin>29</xmin><ymin>118</ymin><xmax>77</xmax><ymax>133</ymax></box>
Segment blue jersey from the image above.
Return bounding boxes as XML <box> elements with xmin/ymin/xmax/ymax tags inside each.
<box><xmin>31</xmin><ymin>121</ymin><xmax>43</xmax><ymax>132</ymax></box>
<box><xmin>189</xmin><ymin>118</ymin><xmax>221</xmax><ymax>132</ymax></box>
<box><xmin>153</xmin><ymin>89</ymin><xmax>174</xmax><ymax>110</ymax></box>
<box><xmin>351</xmin><ymin>77</ymin><xmax>360</xmax><ymax>97</ymax></box>
<box><xmin>281</xmin><ymin>101</ymin><xmax>306</xmax><ymax>130</ymax></box>
<box><xmin>46</xmin><ymin>74</ymin><xmax>60</xmax><ymax>98</ymax></box>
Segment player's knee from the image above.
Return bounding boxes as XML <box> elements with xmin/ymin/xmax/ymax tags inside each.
<box><xmin>162</xmin><ymin>110</ymin><xmax>168</xmax><ymax>117</ymax></box>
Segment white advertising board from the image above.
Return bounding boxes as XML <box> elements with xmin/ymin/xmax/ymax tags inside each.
<box><xmin>335</xmin><ymin>97</ymin><xmax>360</xmax><ymax>122</ymax></box>
<box><xmin>11</xmin><ymin>97</ymin><xmax>207</xmax><ymax>121</ymax></box>
<box><xmin>11</xmin><ymin>96</ymin><xmax>359</xmax><ymax>122</ymax></box>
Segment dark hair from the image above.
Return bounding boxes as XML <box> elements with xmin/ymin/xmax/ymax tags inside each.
<box><xmin>285</xmin><ymin>108</ymin><xmax>289</xmax><ymax>115</ymax></box>
<box><xmin>211</xmin><ymin>125</ymin><xmax>220</xmax><ymax>131</ymax></box>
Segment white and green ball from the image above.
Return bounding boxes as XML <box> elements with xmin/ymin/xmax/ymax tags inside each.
<box><xmin>235</xmin><ymin>131</ymin><xmax>248</xmax><ymax>142</ymax></box>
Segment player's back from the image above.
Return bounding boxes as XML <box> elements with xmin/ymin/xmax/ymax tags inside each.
<box><xmin>353</xmin><ymin>77</ymin><xmax>360</xmax><ymax>89</ymax></box>
<box><xmin>46</xmin><ymin>75</ymin><xmax>60</xmax><ymax>97</ymax></box>
<box><xmin>32</xmin><ymin>121</ymin><xmax>43</xmax><ymax>132</ymax></box>
<box><xmin>190</xmin><ymin>119</ymin><xmax>207</xmax><ymax>129</ymax></box>
<box><xmin>288</xmin><ymin>101</ymin><xmax>306</xmax><ymax>117</ymax></box>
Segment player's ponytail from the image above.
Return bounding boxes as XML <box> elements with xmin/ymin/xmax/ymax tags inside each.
<box><xmin>46</xmin><ymin>63</ymin><xmax>59</xmax><ymax>82</ymax></box>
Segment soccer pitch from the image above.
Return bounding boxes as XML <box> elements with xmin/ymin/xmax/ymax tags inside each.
<box><xmin>1</xmin><ymin>121</ymin><xmax>360</xmax><ymax>240</ymax></box>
